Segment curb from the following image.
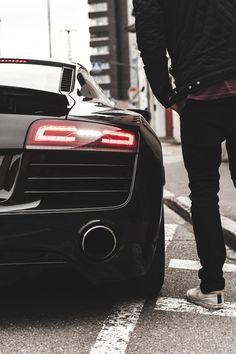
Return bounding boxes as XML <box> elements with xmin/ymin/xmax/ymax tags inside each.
<box><xmin>163</xmin><ymin>189</ymin><xmax>236</xmax><ymax>250</ymax></box>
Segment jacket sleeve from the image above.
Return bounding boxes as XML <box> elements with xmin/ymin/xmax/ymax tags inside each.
<box><xmin>133</xmin><ymin>0</ymin><xmax>175</xmax><ymax>108</ymax></box>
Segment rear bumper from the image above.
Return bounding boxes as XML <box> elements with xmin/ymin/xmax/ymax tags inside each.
<box><xmin>0</xmin><ymin>188</ymin><xmax>163</xmax><ymax>282</ymax></box>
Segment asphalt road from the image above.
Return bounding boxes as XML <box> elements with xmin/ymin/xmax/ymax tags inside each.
<box><xmin>0</xmin><ymin>206</ymin><xmax>235</xmax><ymax>353</ymax></box>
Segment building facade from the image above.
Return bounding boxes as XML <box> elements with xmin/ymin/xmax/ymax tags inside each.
<box><xmin>88</xmin><ymin>0</ymin><xmax>131</xmax><ymax>100</ymax></box>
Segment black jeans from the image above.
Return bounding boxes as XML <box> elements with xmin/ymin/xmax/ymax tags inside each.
<box><xmin>180</xmin><ymin>97</ymin><xmax>236</xmax><ymax>293</ymax></box>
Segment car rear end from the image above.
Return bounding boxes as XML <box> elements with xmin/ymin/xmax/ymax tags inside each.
<box><xmin>0</xmin><ymin>59</ymin><xmax>164</xmax><ymax>287</ymax></box>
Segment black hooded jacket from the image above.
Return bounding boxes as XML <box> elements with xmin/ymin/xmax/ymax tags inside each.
<box><xmin>133</xmin><ymin>0</ymin><xmax>236</xmax><ymax>108</ymax></box>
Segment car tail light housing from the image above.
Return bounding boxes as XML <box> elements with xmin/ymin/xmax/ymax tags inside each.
<box><xmin>25</xmin><ymin>119</ymin><xmax>137</xmax><ymax>152</ymax></box>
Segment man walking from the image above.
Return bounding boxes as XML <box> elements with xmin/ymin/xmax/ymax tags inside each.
<box><xmin>133</xmin><ymin>0</ymin><xmax>236</xmax><ymax>309</ymax></box>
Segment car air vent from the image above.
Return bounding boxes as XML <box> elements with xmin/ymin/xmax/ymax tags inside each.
<box><xmin>18</xmin><ymin>151</ymin><xmax>136</xmax><ymax>210</ymax></box>
<box><xmin>60</xmin><ymin>67</ymin><xmax>74</xmax><ymax>93</ymax></box>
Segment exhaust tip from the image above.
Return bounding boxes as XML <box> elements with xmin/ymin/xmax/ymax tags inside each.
<box><xmin>81</xmin><ymin>225</ymin><xmax>117</xmax><ymax>261</ymax></box>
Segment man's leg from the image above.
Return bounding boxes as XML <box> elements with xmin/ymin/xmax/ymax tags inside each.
<box><xmin>180</xmin><ymin>100</ymin><xmax>226</xmax><ymax>294</ymax></box>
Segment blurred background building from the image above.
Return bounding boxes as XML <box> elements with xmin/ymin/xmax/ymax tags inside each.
<box><xmin>88</xmin><ymin>0</ymin><xmax>131</xmax><ymax>102</ymax></box>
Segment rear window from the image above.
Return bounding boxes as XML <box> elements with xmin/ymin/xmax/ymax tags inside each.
<box><xmin>0</xmin><ymin>63</ymin><xmax>63</xmax><ymax>93</ymax></box>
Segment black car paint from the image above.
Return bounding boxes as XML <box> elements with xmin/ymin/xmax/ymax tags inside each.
<box><xmin>0</xmin><ymin>60</ymin><xmax>164</xmax><ymax>284</ymax></box>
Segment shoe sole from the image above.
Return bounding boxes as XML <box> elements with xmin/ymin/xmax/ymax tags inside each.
<box><xmin>186</xmin><ymin>296</ymin><xmax>224</xmax><ymax>310</ymax></box>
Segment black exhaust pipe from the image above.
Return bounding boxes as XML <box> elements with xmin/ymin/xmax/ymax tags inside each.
<box><xmin>81</xmin><ymin>225</ymin><xmax>117</xmax><ymax>261</ymax></box>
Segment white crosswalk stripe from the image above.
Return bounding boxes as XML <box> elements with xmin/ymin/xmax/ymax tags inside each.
<box><xmin>169</xmin><ymin>258</ymin><xmax>236</xmax><ymax>273</ymax></box>
<box><xmin>165</xmin><ymin>224</ymin><xmax>178</xmax><ymax>250</ymax></box>
<box><xmin>155</xmin><ymin>297</ymin><xmax>236</xmax><ymax>318</ymax></box>
<box><xmin>90</xmin><ymin>301</ymin><xmax>144</xmax><ymax>354</ymax></box>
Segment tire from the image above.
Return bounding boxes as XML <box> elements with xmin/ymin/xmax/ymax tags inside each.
<box><xmin>128</xmin><ymin>212</ymin><xmax>165</xmax><ymax>296</ymax></box>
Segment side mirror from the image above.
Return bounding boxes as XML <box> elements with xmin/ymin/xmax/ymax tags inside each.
<box><xmin>129</xmin><ymin>109</ymin><xmax>151</xmax><ymax>123</ymax></box>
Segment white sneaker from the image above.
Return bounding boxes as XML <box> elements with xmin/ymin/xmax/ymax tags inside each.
<box><xmin>186</xmin><ymin>287</ymin><xmax>224</xmax><ymax>310</ymax></box>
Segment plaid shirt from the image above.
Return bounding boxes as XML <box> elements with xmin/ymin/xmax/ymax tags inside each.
<box><xmin>177</xmin><ymin>79</ymin><xmax>236</xmax><ymax>111</ymax></box>
<box><xmin>188</xmin><ymin>79</ymin><xmax>236</xmax><ymax>100</ymax></box>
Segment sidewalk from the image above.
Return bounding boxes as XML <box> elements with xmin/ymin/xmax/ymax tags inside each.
<box><xmin>161</xmin><ymin>140</ymin><xmax>236</xmax><ymax>249</ymax></box>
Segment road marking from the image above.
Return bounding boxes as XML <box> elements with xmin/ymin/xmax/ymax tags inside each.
<box><xmin>165</xmin><ymin>224</ymin><xmax>178</xmax><ymax>251</ymax></box>
<box><xmin>169</xmin><ymin>259</ymin><xmax>236</xmax><ymax>273</ymax></box>
<box><xmin>155</xmin><ymin>297</ymin><xmax>236</xmax><ymax>317</ymax></box>
<box><xmin>90</xmin><ymin>223</ymin><xmax>177</xmax><ymax>354</ymax></box>
<box><xmin>90</xmin><ymin>300</ymin><xmax>144</xmax><ymax>354</ymax></box>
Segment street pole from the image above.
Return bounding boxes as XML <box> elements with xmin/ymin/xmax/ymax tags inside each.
<box><xmin>146</xmin><ymin>78</ymin><xmax>151</xmax><ymax>112</ymax></box>
<box><xmin>110</xmin><ymin>60</ymin><xmax>140</xmax><ymax>108</ymax></box>
<box><xmin>47</xmin><ymin>0</ymin><xmax>52</xmax><ymax>58</ymax></box>
<box><xmin>61</xmin><ymin>28</ymin><xmax>76</xmax><ymax>62</ymax></box>
<box><xmin>65</xmin><ymin>29</ymin><xmax>72</xmax><ymax>62</ymax></box>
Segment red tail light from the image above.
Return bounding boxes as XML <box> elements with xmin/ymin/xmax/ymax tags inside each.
<box><xmin>25</xmin><ymin>120</ymin><xmax>137</xmax><ymax>152</ymax></box>
<box><xmin>0</xmin><ymin>59</ymin><xmax>28</xmax><ymax>63</ymax></box>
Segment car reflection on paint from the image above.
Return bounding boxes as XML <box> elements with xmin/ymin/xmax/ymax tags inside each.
<box><xmin>0</xmin><ymin>58</ymin><xmax>165</xmax><ymax>294</ymax></box>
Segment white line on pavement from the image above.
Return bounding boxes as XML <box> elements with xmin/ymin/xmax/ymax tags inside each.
<box><xmin>90</xmin><ymin>223</ymin><xmax>177</xmax><ymax>354</ymax></box>
<box><xmin>90</xmin><ymin>301</ymin><xmax>144</xmax><ymax>354</ymax></box>
<box><xmin>155</xmin><ymin>297</ymin><xmax>236</xmax><ymax>318</ymax></box>
<box><xmin>165</xmin><ymin>224</ymin><xmax>178</xmax><ymax>251</ymax></box>
<box><xmin>169</xmin><ymin>259</ymin><xmax>236</xmax><ymax>273</ymax></box>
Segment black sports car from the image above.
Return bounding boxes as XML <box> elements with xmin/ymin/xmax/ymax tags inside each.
<box><xmin>0</xmin><ymin>58</ymin><xmax>165</xmax><ymax>294</ymax></box>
